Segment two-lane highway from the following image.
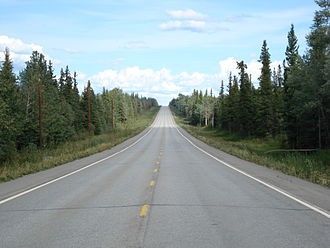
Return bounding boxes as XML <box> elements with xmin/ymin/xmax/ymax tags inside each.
<box><xmin>0</xmin><ymin>107</ymin><xmax>329</xmax><ymax>247</ymax></box>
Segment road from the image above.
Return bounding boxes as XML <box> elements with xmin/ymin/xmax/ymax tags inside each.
<box><xmin>0</xmin><ymin>107</ymin><xmax>329</xmax><ymax>248</ymax></box>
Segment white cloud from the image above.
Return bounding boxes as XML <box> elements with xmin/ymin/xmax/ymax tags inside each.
<box><xmin>0</xmin><ymin>35</ymin><xmax>43</xmax><ymax>54</ymax></box>
<box><xmin>0</xmin><ymin>34</ymin><xmax>283</xmax><ymax>105</ymax></box>
<box><xmin>177</xmin><ymin>71</ymin><xmax>213</xmax><ymax>87</ymax></box>
<box><xmin>87</xmin><ymin>66</ymin><xmax>217</xmax><ymax>105</ymax></box>
<box><xmin>82</xmin><ymin>56</ymin><xmax>282</xmax><ymax>105</ymax></box>
<box><xmin>0</xmin><ymin>35</ymin><xmax>56</xmax><ymax>71</ymax></box>
<box><xmin>160</xmin><ymin>9</ymin><xmax>208</xmax><ymax>33</ymax></box>
<box><xmin>91</xmin><ymin>67</ymin><xmax>174</xmax><ymax>93</ymax></box>
<box><xmin>167</xmin><ymin>9</ymin><xmax>205</xmax><ymax>20</ymax></box>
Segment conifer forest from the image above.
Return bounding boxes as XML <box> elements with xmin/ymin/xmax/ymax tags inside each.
<box><xmin>0</xmin><ymin>50</ymin><xmax>158</xmax><ymax>163</ymax></box>
<box><xmin>170</xmin><ymin>1</ymin><xmax>329</xmax><ymax>150</ymax></box>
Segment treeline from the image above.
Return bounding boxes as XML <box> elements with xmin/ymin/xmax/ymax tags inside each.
<box><xmin>170</xmin><ymin>0</ymin><xmax>329</xmax><ymax>149</ymax></box>
<box><xmin>0</xmin><ymin>50</ymin><xmax>158</xmax><ymax>162</ymax></box>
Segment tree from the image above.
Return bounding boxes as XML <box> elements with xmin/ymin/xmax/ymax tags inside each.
<box><xmin>81</xmin><ymin>80</ymin><xmax>102</xmax><ymax>134</ymax></box>
<box><xmin>44</xmin><ymin>62</ymin><xmax>75</xmax><ymax>144</ymax></box>
<box><xmin>237</xmin><ymin>61</ymin><xmax>254</xmax><ymax>136</ymax></box>
<box><xmin>283</xmin><ymin>1</ymin><xmax>330</xmax><ymax>148</ymax></box>
<box><xmin>72</xmin><ymin>72</ymin><xmax>83</xmax><ymax>132</ymax></box>
<box><xmin>284</xmin><ymin>24</ymin><xmax>300</xmax><ymax>82</ymax></box>
<box><xmin>272</xmin><ymin>65</ymin><xmax>284</xmax><ymax>135</ymax></box>
<box><xmin>304</xmin><ymin>0</ymin><xmax>330</xmax><ymax>148</ymax></box>
<box><xmin>257</xmin><ymin>40</ymin><xmax>274</xmax><ymax>136</ymax></box>
<box><xmin>214</xmin><ymin>80</ymin><xmax>225</xmax><ymax>128</ymax></box>
<box><xmin>283</xmin><ymin>24</ymin><xmax>301</xmax><ymax>146</ymax></box>
<box><xmin>0</xmin><ymin>48</ymin><xmax>20</xmax><ymax>160</ymax></box>
<box><xmin>19</xmin><ymin>51</ymin><xmax>47</xmax><ymax>147</ymax></box>
<box><xmin>224</xmin><ymin>75</ymin><xmax>240</xmax><ymax>133</ymax></box>
<box><xmin>19</xmin><ymin>51</ymin><xmax>74</xmax><ymax>147</ymax></box>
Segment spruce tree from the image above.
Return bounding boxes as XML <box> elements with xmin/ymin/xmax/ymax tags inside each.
<box><xmin>45</xmin><ymin>62</ymin><xmax>75</xmax><ymax>144</ymax></box>
<box><xmin>20</xmin><ymin>51</ymin><xmax>74</xmax><ymax>146</ymax></box>
<box><xmin>72</xmin><ymin>72</ymin><xmax>83</xmax><ymax>132</ymax></box>
<box><xmin>283</xmin><ymin>24</ymin><xmax>301</xmax><ymax>146</ymax></box>
<box><xmin>229</xmin><ymin>75</ymin><xmax>240</xmax><ymax>132</ymax></box>
<box><xmin>284</xmin><ymin>24</ymin><xmax>299</xmax><ymax>81</ymax></box>
<box><xmin>272</xmin><ymin>65</ymin><xmax>284</xmax><ymax>135</ymax></box>
<box><xmin>214</xmin><ymin>80</ymin><xmax>225</xmax><ymax>128</ymax></box>
<box><xmin>19</xmin><ymin>51</ymin><xmax>46</xmax><ymax>146</ymax></box>
<box><xmin>304</xmin><ymin>0</ymin><xmax>330</xmax><ymax>148</ymax></box>
<box><xmin>221</xmin><ymin>73</ymin><xmax>233</xmax><ymax>131</ymax></box>
<box><xmin>257</xmin><ymin>40</ymin><xmax>274</xmax><ymax>136</ymax></box>
<box><xmin>81</xmin><ymin>80</ymin><xmax>99</xmax><ymax>134</ymax></box>
<box><xmin>0</xmin><ymin>48</ymin><xmax>20</xmax><ymax>160</ymax></box>
<box><xmin>237</xmin><ymin>61</ymin><xmax>254</xmax><ymax>136</ymax></box>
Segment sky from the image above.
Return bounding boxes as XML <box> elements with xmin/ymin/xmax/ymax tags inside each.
<box><xmin>0</xmin><ymin>0</ymin><xmax>317</xmax><ymax>105</ymax></box>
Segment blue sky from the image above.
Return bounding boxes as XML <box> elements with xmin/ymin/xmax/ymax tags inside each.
<box><xmin>0</xmin><ymin>0</ymin><xmax>317</xmax><ymax>105</ymax></box>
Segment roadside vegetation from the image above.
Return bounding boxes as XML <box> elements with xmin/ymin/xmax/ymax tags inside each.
<box><xmin>0</xmin><ymin>107</ymin><xmax>159</xmax><ymax>182</ymax></box>
<box><xmin>175</xmin><ymin>115</ymin><xmax>330</xmax><ymax>186</ymax></box>
<box><xmin>0</xmin><ymin>45</ymin><xmax>158</xmax><ymax>182</ymax></box>
<box><xmin>170</xmin><ymin>1</ymin><xmax>330</xmax><ymax>186</ymax></box>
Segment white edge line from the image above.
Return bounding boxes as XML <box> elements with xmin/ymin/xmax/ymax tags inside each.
<box><xmin>0</xmin><ymin>127</ymin><xmax>154</xmax><ymax>206</ymax></box>
<box><xmin>175</xmin><ymin>126</ymin><xmax>330</xmax><ymax>219</ymax></box>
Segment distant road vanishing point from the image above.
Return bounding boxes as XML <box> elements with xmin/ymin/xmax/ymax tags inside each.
<box><xmin>0</xmin><ymin>107</ymin><xmax>329</xmax><ymax>248</ymax></box>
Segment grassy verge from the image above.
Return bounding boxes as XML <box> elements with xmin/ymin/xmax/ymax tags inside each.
<box><xmin>174</xmin><ymin>114</ymin><xmax>330</xmax><ymax>187</ymax></box>
<box><xmin>0</xmin><ymin>107</ymin><xmax>159</xmax><ymax>182</ymax></box>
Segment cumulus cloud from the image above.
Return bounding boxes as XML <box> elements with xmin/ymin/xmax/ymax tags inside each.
<box><xmin>160</xmin><ymin>9</ymin><xmax>208</xmax><ymax>33</ymax></box>
<box><xmin>87</xmin><ymin>66</ymin><xmax>217</xmax><ymax>105</ymax></box>
<box><xmin>0</xmin><ymin>35</ymin><xmax>55</xmax><ymax>71</ymax></box>
<box><xmin>0</xmin><ymin>35</ymin><xmax>43</xmax><ymax>54</ymax></box>
<box><xmin>83</xmin><ymin>56</ymin><xmax>282</xmax><ymax>105</ymax></box>
<box><xmin>91</xmin><ymin>67</ymin><xmax>174</xmax><ymax>92</ymax></box>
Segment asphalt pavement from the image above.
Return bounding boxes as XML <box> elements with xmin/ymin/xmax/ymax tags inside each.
<box><xmin>0</xmin><ymin>106</ymin><xmax>329</xmax><ymax>248</ymax></box>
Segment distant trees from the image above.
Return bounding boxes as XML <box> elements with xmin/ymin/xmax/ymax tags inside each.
<box><xmin>0</xmin><ymin>50</ymin><xmax>158</xmax><ymax>162</ymax></box>
<box><xmin>170</xmin><ymin>0</ymin><xmax>330</xmax><ymax>149</ymax></box>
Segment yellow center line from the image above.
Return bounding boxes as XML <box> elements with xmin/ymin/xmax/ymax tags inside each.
<box><xmin>149</xmin><ymin>180</ymin><xmax>156</xmax><ymax>187</ymax></box>
<box><xmin>139</xmin><ymin>204</ymin><xmax>150</xmax><ymax>217</ymax></box>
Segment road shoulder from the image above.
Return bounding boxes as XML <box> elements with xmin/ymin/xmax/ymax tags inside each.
<box><xmin>0</xmin><ymin>126</ymin><xmax>152</xmax><ymax>201</ymax></box>
<box><xmin>177</xmin><ymin>126</ymin><xmax>330</xmax><ymax>213</ymax></box>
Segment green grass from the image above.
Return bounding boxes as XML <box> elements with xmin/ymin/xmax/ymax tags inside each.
<box><xmin>174</xmin><ymin>115</ymin><xmax>330</xmax><ymax>187</ymax></box>
<box><xmin>0</xmin><ymin>107</ymin><xmax>159</xmax><ymax>182</ymax></box>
